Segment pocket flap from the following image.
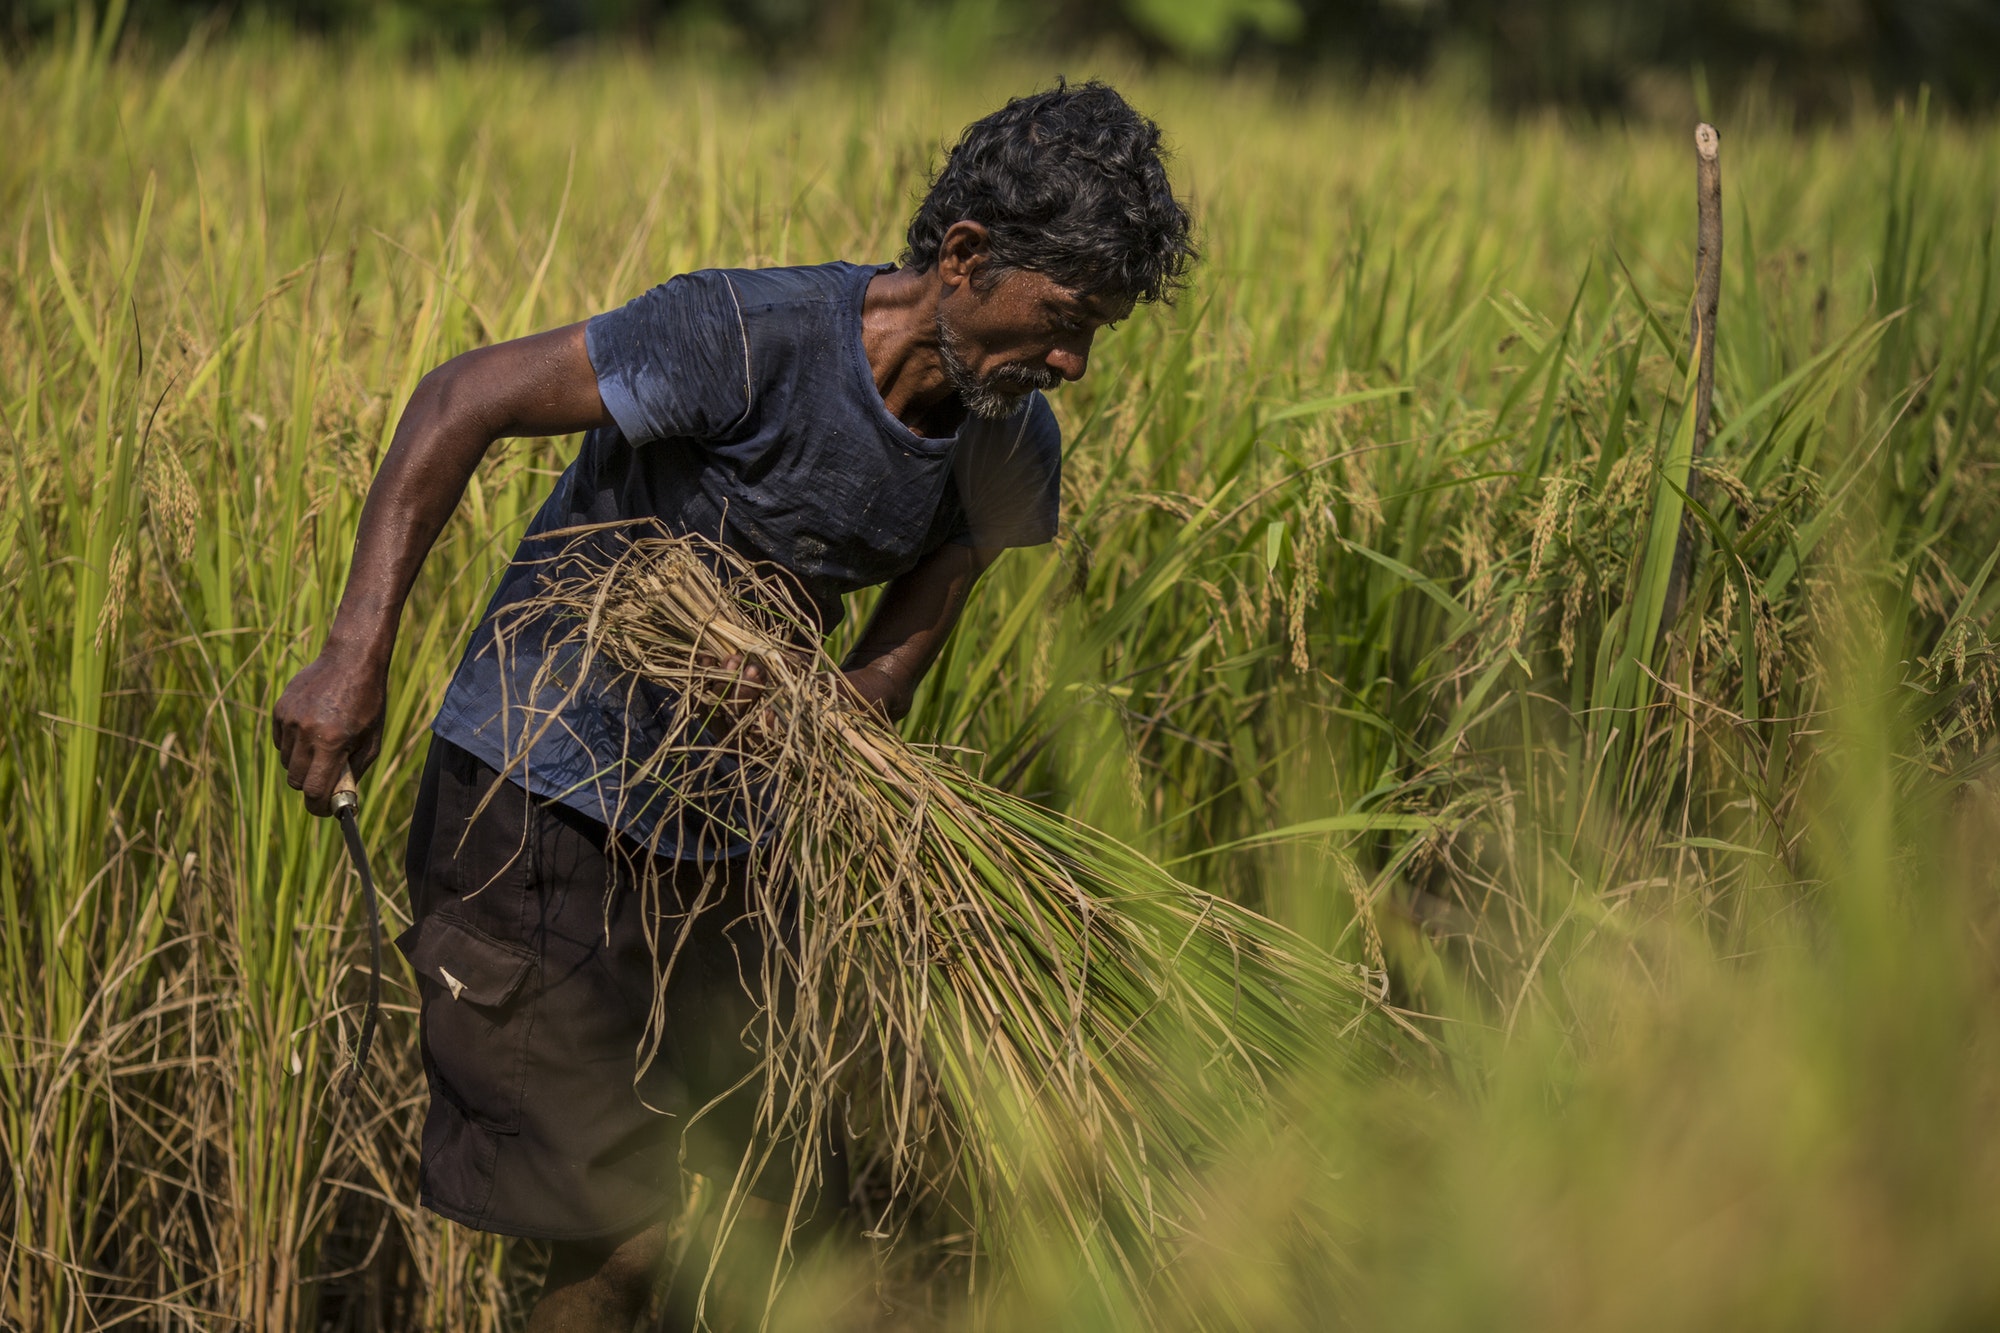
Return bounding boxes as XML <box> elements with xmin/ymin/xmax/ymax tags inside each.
<box><xmin>398</xmin><ymin>911</ymin><xmax>536</xmax><ymax>1008</ymax></box>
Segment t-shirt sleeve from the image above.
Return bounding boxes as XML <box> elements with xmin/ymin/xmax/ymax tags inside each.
<box><xmin>584</xmin><ymin>270</ymin><xmax>754</xmax><ymax>444</ymax></box>
<box><xmin>946</xmin><ymin>392</ymin><xmax>1063</xmax><ymax>550</ymax></box>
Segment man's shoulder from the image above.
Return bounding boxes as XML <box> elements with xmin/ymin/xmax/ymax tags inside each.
<box><xmin>682</xmin><ymin>260</ymin><xmax>879</xmax><ymax>318</ymax></box>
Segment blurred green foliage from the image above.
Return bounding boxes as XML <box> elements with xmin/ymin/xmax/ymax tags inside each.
<box><xmin>5</xmin><ymin>0</ymin><xmax>1997</xmax><ymax>109</ymax></box>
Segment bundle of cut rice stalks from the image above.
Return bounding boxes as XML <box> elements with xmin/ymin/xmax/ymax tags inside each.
<box><xmin>503</xmin><ymin>528</ymin><xmax>1419</xmax><ymax>1299</ymax></box>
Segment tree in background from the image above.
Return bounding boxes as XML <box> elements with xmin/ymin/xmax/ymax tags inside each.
<box><xmin>5</xmin><ymin>0</ymin><xmax>1994</xmax><ymax>111</ymax></box>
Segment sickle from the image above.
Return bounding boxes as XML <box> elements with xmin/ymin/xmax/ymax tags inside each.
<box><xmin>330</xmin><ymin>763</ymin><xmax>383</xmax><ymax>1100</ymax></box>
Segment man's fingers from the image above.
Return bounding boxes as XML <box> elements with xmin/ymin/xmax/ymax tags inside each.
<box><xmin>272</xmin><ymin>653</ymin><xmax>387</xmax><ymax>813</ymax></box>
<box><xmin>351</xmin><ymin>733</ymin><xmax>382</xmax><ymax>778</ymax></box>
<box><xmin>285</xmin><ymin>728</ymin><xmax>317</xmax><ymax>793</ymax></box>
<box><xmin>301</xmin><ymin>745</ymin><xmax>348</xmax><ymax>819</ymax></box>
<box><xmin>274</xmin><ymin>715</ymin><xmax>297</xmax><ymax>773</ymax></box>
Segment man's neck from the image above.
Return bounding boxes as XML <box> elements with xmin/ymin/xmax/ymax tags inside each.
<box><xmin>861</xmin><ymin>266</ymin><xmax>965</xmax><ymax>438</ymax></box>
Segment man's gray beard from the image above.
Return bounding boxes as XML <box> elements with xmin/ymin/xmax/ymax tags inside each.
<box><xmin>937</xmin><ymin>310</ymin><xmax>1060</xmax><ymax>422</ymax></box>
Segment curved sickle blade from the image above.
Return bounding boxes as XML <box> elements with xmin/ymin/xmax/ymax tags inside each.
<box><xmin>334</xmin><ymin>806</ymin><xmax>384</xmax><ymax>1100</ymax></box>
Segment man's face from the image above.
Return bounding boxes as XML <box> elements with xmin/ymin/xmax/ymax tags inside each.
<box><xmin>934</xmin><ymin>267</ymin><xmax>1134</xmax><ymax>421</ymax></box>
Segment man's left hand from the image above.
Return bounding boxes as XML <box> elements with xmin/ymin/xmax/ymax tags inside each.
<box><xmin>841</xmin><ymin>661</ymin><xmax>903</xmax><ymax>721</ymax></box>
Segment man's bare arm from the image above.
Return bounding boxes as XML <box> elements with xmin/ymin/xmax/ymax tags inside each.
<box><xmin>273</xmin><ymin>322</ymin><xmax>611</xmax><ymax>815</ymax></box>
<box><xmin>842</xmin><ymin>542</ymin><xmax>1001</xmax><ymax>722</ymax></box>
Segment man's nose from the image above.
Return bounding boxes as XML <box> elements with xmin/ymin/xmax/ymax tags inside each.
<box><xmin>1047</xmin><ymin>339</ymin><xmax>1091</xmax><ymax>382</ymax></box>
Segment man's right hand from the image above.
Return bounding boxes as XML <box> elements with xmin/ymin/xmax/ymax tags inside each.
<box><xmin>268</xmin><ymin>321</ymin><xmax>612</xmax><ymax>818</ymax></box>
<box><xmin>273</xmin><ymin>646</ymin><xmax>388</xmax><ymax>817</ymax></box>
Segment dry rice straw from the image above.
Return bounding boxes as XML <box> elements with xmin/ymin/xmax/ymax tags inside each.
<box><xmin>491</xmin><ymin>526</ymin><xmax>1414</xmax><ymax>1299</ymax></box>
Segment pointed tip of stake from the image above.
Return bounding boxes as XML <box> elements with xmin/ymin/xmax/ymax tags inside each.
<box><xmin>1696</xmin><ymin>123</ymin><xmax>1720</xmax><ymax>160</ymax></box>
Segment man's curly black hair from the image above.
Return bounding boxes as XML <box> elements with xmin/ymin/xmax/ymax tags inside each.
<box><xmin>902</xmin><ymin>79</ymin><xmax>1197</xmax><ymax>305</ymax></box>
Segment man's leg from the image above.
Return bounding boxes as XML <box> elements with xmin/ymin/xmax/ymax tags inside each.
<box><xmin>400</xmin><ymin>745</ymin><xmax>692</xmax><ymax>1319</ymax></box>
<box><xmin>524</xmin><ymin>1204</ymin><xmax>840</xmax><ymax>1333</ymax></box>
<box><xmin>527</xmin><ymin>1222</ymin><xmax>669</xmax><ymax>1332</ymax></box>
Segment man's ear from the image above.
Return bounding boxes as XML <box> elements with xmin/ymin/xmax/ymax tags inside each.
<box><xmin>936</xmin><ymin>220</ymin><xmax>991</xmax><ymax>292</ymax></box>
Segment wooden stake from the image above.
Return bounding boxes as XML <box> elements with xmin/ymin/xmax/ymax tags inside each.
<box><xmin>1662</xmin><ymin>122</ymin><xmax>1723</xmax><ymax>635</ymax></box>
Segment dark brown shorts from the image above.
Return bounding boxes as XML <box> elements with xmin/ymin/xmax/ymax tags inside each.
<box><xmin>398</xmin><ymin>737</ymin><xmax>842</xmax><ymax>1241</ymax></box>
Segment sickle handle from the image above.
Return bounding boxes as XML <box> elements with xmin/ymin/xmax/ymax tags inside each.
<box><xmin>331</xmin><ymin>762</ymin><xmax>359</xmax><ymax>818</ymax></box>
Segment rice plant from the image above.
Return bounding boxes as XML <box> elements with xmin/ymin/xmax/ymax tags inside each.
<box><xmin>2</xmin><ymin>25</ymin><xmax>1997</xmax><ymax>1330</ymax></box>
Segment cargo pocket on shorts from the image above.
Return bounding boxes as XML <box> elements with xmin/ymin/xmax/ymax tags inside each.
<box><xmin>400</xmin><ymin>911</ymin><xmax>538</xmax><ymax>1134</ymax></box>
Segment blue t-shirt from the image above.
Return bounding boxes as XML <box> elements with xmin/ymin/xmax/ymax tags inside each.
<box><xmin>431</xmin><ymin>260</ymin><xmax>1061</xmax><ymax>856</ymax></box>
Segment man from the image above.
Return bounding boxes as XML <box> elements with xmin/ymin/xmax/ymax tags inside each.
<box><xmin>273</xmin><ymin>79</ymin><xmax>1194</xmax><ymax>1329</ymax></box>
